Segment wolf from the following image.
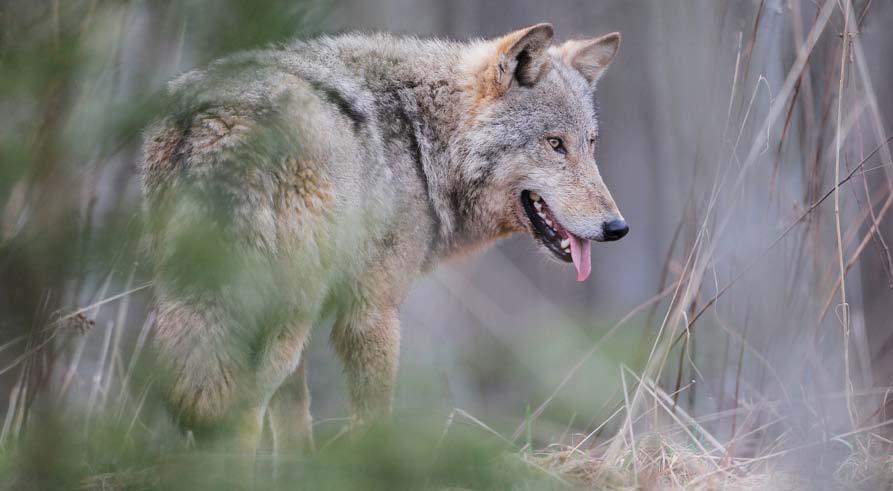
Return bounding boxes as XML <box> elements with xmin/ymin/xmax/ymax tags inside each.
<box><xmin>141</xmin><ymin>23</ymin><xmax>627</xmax><ymax>456</ymax></box>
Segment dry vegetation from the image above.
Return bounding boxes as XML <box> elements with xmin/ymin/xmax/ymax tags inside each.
<box><xmin>2</xmin><ymin>0</ymin><xmax>893</xmax><ymax>489</ymax></box>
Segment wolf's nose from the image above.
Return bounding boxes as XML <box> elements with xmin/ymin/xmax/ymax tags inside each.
<box><xmin>602</xmin><ymin>219</ymin><xmax>629</xmax><ymax>241</ymax></box>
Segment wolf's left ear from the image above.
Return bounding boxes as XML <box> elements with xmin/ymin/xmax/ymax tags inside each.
<box><xmin>488</xmin><ymin>23</ymin><xmax>554</xmax><ymax>94</ymax></box>
<box><xmin>558</xmin><ymin>32</ymin><xmax>620</xmax><ymax>86</ymax></box>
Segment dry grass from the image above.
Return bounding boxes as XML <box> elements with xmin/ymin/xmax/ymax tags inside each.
<box><xmin>531</xmin><ymin>440</ymin><xmax>804</xmax><ymax>490</ymax></box>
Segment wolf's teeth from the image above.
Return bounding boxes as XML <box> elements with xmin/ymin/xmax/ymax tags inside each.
<box><xmin>533</xmin><ymin>201</ymin><xmax>542</xmax><ymax>212</ymax></box>
<box><xmin>560</xmin><ymin>238</ymin><xmax>570</xmax><ymax>249</ymax></box>
<box><xmin>530</xmin><ymin>192</ymin><xmax>540</xmax><ymax>202</ymax></box>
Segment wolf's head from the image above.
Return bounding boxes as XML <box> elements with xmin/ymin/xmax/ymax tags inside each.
<box><xmin>460</xmin><ymin>23</ymin><xmax>626</xmax><ymax>282</ymax></box>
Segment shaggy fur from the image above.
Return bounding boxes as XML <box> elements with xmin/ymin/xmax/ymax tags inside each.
<box><xmin>141</xmin><ymin>24</ymin><xmax>625</xmax><ymax>455</ymax></box>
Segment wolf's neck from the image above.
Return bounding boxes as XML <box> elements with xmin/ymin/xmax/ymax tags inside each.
<box><xmin>383</xmin><ymin>53</ymin><xmax>507</xmax><ymax>261</ymax></box>
<box><xmin>379</xmin><ymin>80</ymin><xmax>466</xmax><ymax>259</ymax></box>
<box><xmin>322</xmin><ymin>36</ymin><xmax>502</xmax><ymax>260</ymax></box>
<box><xmin>317</xmin><ymin>39</ymin><xmax>471</xmax><ymax>253</ymax></box>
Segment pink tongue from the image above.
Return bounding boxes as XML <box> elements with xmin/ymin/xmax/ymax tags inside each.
<box><xmin>568</xmin><ymin>235</ymin><xmax>592</xmax><ymax>282</ymax></box>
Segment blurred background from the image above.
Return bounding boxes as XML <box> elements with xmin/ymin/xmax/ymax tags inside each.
<box><xmin>2</xmin><ymin>0</ymin><xmax>893</xmax><ymax>488</ymax></box>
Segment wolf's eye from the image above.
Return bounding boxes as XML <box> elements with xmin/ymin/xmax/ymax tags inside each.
<box><xmin>547</xmin><ymin>137</ymin><xmax>566</xmax><ymax>155</ymax></box>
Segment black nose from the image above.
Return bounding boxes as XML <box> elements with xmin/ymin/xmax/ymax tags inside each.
<box><xmin>602</xmin><ymin>219</ymin><xmax>629</xmax><ymax>241</ymax></box>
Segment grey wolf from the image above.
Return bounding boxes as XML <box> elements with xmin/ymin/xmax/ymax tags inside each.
<box><xmin>140</xmin><ymin>23</ymin><xmax>627</xmax><ymax>456</ymax></box>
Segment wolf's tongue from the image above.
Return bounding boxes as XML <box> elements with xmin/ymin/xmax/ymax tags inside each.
<box><xmin>568</xmin><ymin>235</ymin><xmax>592</xmax><ymax>282</ymax></box>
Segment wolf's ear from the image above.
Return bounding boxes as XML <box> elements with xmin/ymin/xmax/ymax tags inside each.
<box><xmin>488</xmin><ymin>23</ymin><xmax>554</xmax><ymax>93</ymax></box>
<box><xmin>558</xmin><ymin>32</ymin><xmax>620</xmax><ymax>86</ymax></box>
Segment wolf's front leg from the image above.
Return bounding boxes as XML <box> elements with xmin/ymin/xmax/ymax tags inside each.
<box><xmin>268</xmin><ymin>357</ymin><xmax>315</xmax><ymax>454</ymax></box>
<box><xmin>332</xmin><ymin>305</ymin><xmax>400</xmax><ymax>425</ymax></box>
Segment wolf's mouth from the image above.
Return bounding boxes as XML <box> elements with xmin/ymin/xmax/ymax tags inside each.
<box><xmin>521</xmin><ymin>190</ymin><xmax>592</xmax><ymax>281</ymax></box>
<box><xmin>521</xmin><ymin>190</ymin><xmax>572</xmax><ymax>261</ymax></box>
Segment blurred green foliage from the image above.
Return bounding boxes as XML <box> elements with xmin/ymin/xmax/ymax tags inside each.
<box><xmin>0</xmin><ymin>0</ymin><xmax>320</xmax><ymax>333</ymax></box>
<box><xmin>0</xmin><ymin>412</ymin><xmax>570</xmax><ymax>490</ymax></box>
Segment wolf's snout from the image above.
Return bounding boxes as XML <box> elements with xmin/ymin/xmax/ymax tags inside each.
<box><xmin>602</xmin><ymin>218</ymin><xmax>629</xmax><ymax>241</ymax></box>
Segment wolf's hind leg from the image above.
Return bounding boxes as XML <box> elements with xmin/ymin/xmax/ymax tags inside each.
<box><xmin>153</xmin><ymin>300</ymin><xmax>267</xmax><ymax>445</ymax></box>
<box><xmin>332</xmin><ymin>306</ymin><xmax>400</xmax><ymax>426</ymax></box>
<box><xmin>268</xmin><ymin>357</ymin><xmax>315</xmax><ymax>454</ymax></box>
